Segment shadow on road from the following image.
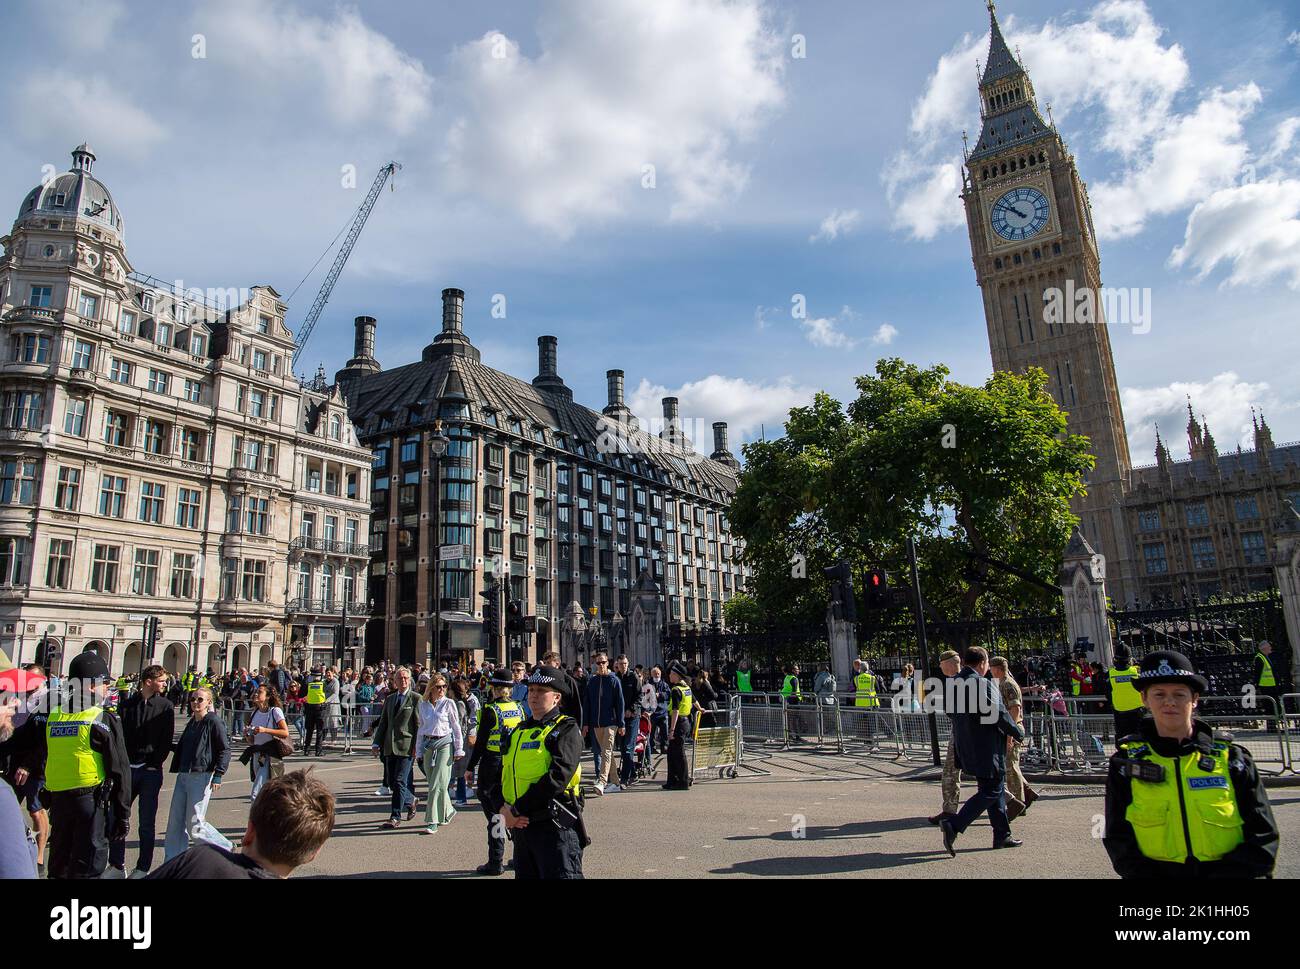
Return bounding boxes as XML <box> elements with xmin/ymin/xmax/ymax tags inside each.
<box><xmin>728</xmin><ymin>816</ymin><xmax>931</xmax><ymax>842</ymax></box>
<box><xmin>709</xmin><ymin>849</ymin><xmax>943</xmax><ymax>876</ymax></box>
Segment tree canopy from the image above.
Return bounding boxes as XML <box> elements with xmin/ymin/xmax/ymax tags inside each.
<box><xmin>727</xmin><ymin>359</ymin><xmax>1093</xmax><ymax>627</ymax></box>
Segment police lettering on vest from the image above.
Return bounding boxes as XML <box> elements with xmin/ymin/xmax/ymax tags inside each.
<box><xmin>305</xmin><ymin>678</ymin><xmax>326</xmax><ymax>705</ymax></box>
<box><xmin>670</xmin><ymin>685</ymin><xmax>694</xmax><ymax>719</ymax></box>
<box><xmin>1120</xmin><ymin>739</ymin><xmax>1244</xmax><ymax>864</ymax></box>
<box><xmin>486</xmin><ymin>700</ymin><xmax>525</xmax><ymax>754</ymax></box>
<box><xmin>45</xmin><ymin>706</ymin><xmax>108</xmax><ymax>792</ymax></box>
<box><xmin>502</xmin><ymin>716</ymin><xmax>581</xmax><ymax>805</ymax></box>
<box><xmin>1109</xmin><ymin>666</ymin><xmax>1143</xmax><ymax>712</ymax></box>
<box><xmin>854</xmin><ymin>671</ymin><xmax>878</xmax><ymax>708</ymax></box>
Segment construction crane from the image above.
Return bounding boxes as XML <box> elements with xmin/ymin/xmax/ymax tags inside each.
<box><xmin>291</xmin><ymin>161</ymin><xmax>401</xmax><ymax>372</ymax></box>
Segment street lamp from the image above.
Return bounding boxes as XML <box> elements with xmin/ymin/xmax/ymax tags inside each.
<box><xmin>429</xmin><ymin>419</ymin><xmax>450</xmax><ymax>670</ymax></box>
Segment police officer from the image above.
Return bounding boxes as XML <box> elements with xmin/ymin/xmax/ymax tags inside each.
<box><xmin>663</xmin><ymin>661</ymin><xmax>694</xmax><ymax>791</ymax></box>
<box><xmin>500</xmin><ymin>667</ymin><xmax>586</xmax><ymax>879</ymax></box>
<box><xmin>1103</xmin><ymin>650</ymin><xmax>1278</xmax><ymax>878</ymax></box>
<box><xmin>1103</xmin><ymin>648</ymin><xmax>1144</xmax><ymax>739</ymax></box>
<box><xmin>1253</xmin><ymin>640</ymin><xmax>1280</xmax><ymax>728</ymax></box>
<box><xmin>735</xmin><ymin>660</ymin><xmax>753</xmax><ymax>694</ymax></box>
<box><xmin>852</xmin><ymin>658</ymin><xmax>879</xmax><ymax>708</ymax></box>
<box><xmin>181</xmin><ymin>666</ymin><xmax>198</xmax><ymax>716</ymax></box>
<box><xmin>465</xmin><ymin>668</ymin><xmax>526</xmax><ymax>875</ymax></box>
<box><xmin>302</xmin><ymin>666</ymin><xmax>327</xmax><ymax>756</ymax></box>
<box><xmin>11</xmin><ymin>652</ymin><xmax>131</xmax><ymax>879</ymax></box>
<box><xmin>780</xmin><ymin>663</ymin><xmax>803</xmax><ymax>741</ymax></box>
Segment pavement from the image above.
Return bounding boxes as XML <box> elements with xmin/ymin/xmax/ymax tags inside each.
<box><xmin>127</xmin><ymin>740</ymin><xmax>1300</xmax><ymax>878</ymax></box>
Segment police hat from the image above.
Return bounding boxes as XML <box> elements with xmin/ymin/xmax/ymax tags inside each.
<box><xmin>666</xmin><ymin>660</ymin><xmax>688</xmax><ymax>680</ymax></box>
<box><xmin>1135</xmin><ymin>650</ymin><xmax>1208</xmax><ymax>693</ymax></box>
<box><xmin>68</xmin><ymin>652</ymin><xmax>111</xmax><ymax>682</ymax></box>
<box><xmin>525</xmin><ymin>666</ymin><xmax>565</xmax><ymax>694</ymax></box>
<box><xmin>488</xmin><ymin>668</ymin><xmax>514</xmax><ymax>686</ymax></box>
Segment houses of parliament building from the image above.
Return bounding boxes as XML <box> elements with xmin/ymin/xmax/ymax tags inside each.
<box><xmin>964</xmin><ymin>2</ymin><xmax>1300</xmax><ymax>608</ymax></box>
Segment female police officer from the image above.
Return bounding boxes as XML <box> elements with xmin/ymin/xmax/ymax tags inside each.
<box><xmin>1102</xmin><ymin>649</ymin><xmax>1278</xmax><ymax>878</ymax></box>
<box><xmin>465</xmin><ymin>667</ymin><xmax>525</xmax><ymax>875</ymax></box>
<box><xmin>663</xmin><ymin>661</ymin><xmax>693</xmax><ymax>791</ymax></box>
<box><xmin>500</xmin><ymin>666</ymin><xmax>586</xmax><ymax>879</ymax></box>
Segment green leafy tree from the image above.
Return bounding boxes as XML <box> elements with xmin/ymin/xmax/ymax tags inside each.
<box><xmin>728</xmin><ymin>359</ymin><xmax>1093</xmax><ymax>628</ymax></box>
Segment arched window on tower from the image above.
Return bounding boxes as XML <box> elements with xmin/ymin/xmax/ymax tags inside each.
<box><xmin>994</xmin><ymin>258</ymin><xmax>1003</xmax><ymax>270</ymax></box>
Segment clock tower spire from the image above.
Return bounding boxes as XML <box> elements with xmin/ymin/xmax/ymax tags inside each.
<box><xmin>961</xmin><ymin>2</ymin><xmax>1137</xmax><ymax>608</ymax></box>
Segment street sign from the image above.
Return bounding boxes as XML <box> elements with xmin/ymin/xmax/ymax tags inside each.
<box><xmin>128</xmin><ymin>613</ymin><xmax>149</xmax><ymax>622</ymax></box>
<box><xmin>439</xmin><ymin>544</ymin><xmax>469</xmax><ymax>562</ymax></box>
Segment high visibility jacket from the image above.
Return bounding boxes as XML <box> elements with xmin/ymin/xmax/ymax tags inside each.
<box><xmin>502</xmin><ymin>715</ymin><xmax>581</xmax><ymax>805</ymax></box>
<box><xmin>305</xmin><ymin>678</ymin><xmax>326</xmax><ymax>704</ymax></box>
<box><xmin>1120</xmin><ymin>738</ymin><xmax>1244</xmax><ymax>864</ymax></box>
<box><xmin>854</xmin><ymin>671</ymin><xmax>879</xmax><ymax>708</ymax></box>
<box><xmin>485</xmin><ymin>700</ymin><xmax>525</xmax><ymax>754</ymax></box>
<box><xmin>183</xmin><ymin>673</ymin><xmax>195</xmax><ymax>690</ymax></box>
<box><xmin>1109</xmin><ymin>666</ymin><xmax>1143</xmax><ymax>713</ymax></box>
<box><xmin>45</xmin><ymin>706</ymin><xmax>107</xmax><ymax>792</ymax></box>
<box><xmin>1070</xmin><ymin>663</ymin><xmax>1087</xmax><ymax>696</ymax></box>
<box><xmin>780</xmin><ymin>675</ymin><xmax>802</xmax><ymax>701</ymax></box>
<box><xmin>736</xmin><ymin>670</ymin><xmax>752</xmax><ymax>693</ymax></box>
<box><xmin>115</xmin><ymin>677</ymin><xmax>130</xmax><ymax>693</ymax></box>
<box><xmin>1254</xmin><ymin>653</ymin><xmax>1276</xmax><ymax>688</ymax></box>
<box><xmin>670</xmin><ymin>685</ymin><xmax>693</xmax><ymax>719</ymax></box>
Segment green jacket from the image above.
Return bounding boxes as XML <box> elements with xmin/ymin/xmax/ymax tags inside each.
<box><xmin>371</xmin><ymin>689</ymin><xmax>423</xmax><ymax>758</ymax></box>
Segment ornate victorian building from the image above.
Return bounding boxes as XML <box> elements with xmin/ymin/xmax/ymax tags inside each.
<box><xmin>336</xmin><ymin>292</ymin><xmax>751</xmax><ymax>666</ymax></box>
<box><xmin>0</xmin><ymin>146</ymin><xmax>372</xmax><ymax>677</ymax></box>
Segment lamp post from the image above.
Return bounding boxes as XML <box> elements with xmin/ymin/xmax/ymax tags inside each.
<box><xmin>429</xmin><ymin>419</ymin><xmax>450</xmax><ymax>670</ymax></box>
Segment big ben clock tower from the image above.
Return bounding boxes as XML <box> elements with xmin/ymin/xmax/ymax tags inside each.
<box><xmin>962</xmin><ymin>1</ymin><xmax>1137</xmax><ymax>608</ymax></box>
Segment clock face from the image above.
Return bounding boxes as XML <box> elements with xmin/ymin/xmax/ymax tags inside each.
<box><xmin>990</xmin><ymin>186</ymin><xmax>1050</xmax><ymax>241</ymax></box>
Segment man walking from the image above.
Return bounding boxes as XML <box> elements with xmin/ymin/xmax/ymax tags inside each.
<box><xmin>928</xmin><ymin>650</ymin><xmax>963</xmax><ymax>826</ymax></box>
<box><xmin>939</xmin><ymin>646</ymin><xmax>1025</xmax><ymax>855</ymax></box>
<box><xmin>106</xmin><ymin>665</ymin><xmax>174</xmax><ymax>877</ymax></box>
<box><xmin>990</xmin><ymin>656</ymin><xmax>1037</xmax><ymax>821</ymax></box>
<box><xmin>370</xmin><ymin>667</ymin><xmax>422</xmax><ymax>828</ymax></box>
<box><xmin>581</xmin><ymin>651</ymin><xmax>624</xmax><ymax>795</ymax></box>
<box><xmin>614</xmin><ymin>654</ymin><xmax>641</xmax><ymax>788</ymax></box>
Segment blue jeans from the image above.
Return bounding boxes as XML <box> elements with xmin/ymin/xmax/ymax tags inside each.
<box><xmin>164</xmin><ymin>771</ymin><xmax>215</xmax><ymax>861</ymax></box>
<box><xmin>385</xmin><ymin>754</ymin><xmax>415</xmax><ymax>820</ymax></box>
<box><xmin>108</xmin><ymin>766</ymin><xmax>163</xmax><ymax>872</ymax></box>
<box><xmin>619</xmin><ymin>715</ymin><xmax>637</xmax><ymax>784</ymax></box>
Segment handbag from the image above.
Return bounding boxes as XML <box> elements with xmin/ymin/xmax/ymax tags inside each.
<box><xmin>270</xmin><ymin>735</ymin><xmax>294</xmax><ymax>758</ymax></box>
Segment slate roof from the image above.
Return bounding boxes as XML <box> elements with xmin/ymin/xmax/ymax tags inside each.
<box><xmin>981</xmin><ymin>5</ymin><xmax>1022</xmax><ymax>86</ymax></box>
<box><xmin>969</xmin><ymin>102</ymin><xmax>1053</xmax><ymax>162</ymax></box>
<box><xmin>346</xmin><ymin>350</ymin><xmax>742</xmax><ymax>500</ymax></box>
<box><xmin>1130</xmin><ymin>443</ymin><xmax>1300</xmax><ymax>490</ymax></box>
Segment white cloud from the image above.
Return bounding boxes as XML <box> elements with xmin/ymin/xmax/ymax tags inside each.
<box><xmin>32</xmin><ymin>0</ymin><xmax>126</xmax><ymax>50</ymax></box>
<box><xmin>197</xmin><ymin>0</ymin><xmax>434</xmax><ymax>135</ymax></box>
<box><xmin>809</xmin><ymin>208</ymin><xmax>862</xmax><ymax>243</ymax></box>
<box><xmin>16</xmin><ymin>76</ymin><xmax>167</xmax><ymax>158</ymax></box>
<box><xmin>1289</xmin><ymin>31</ymin><xmax>1300</xmax><ymax>48</ymax></box>
<box><xmin>1121</xmin><ymin>371</ymin><xmax>1281</xmax><ymax>459</ymax></box>
<box><xmin>1168</xmin><ymin>179</ymin><xmax>1300</xmax><ymax>290</ymax></box>
<box><xmin>885</xmin><ymin>1</ymin><xmax>1260</xmax><ymax>242</ymax></box>
<box><xmin>801</xmin><ymin>306</ymin><xmax>858</xmax><ymax>349</ymax></box>
<box><xmin>871</xmin><ymin>323</ymin><xmax>899</xmax><ymax>345</ymax></box>
<box><xmin>439</xmin><ymin>0</ymin><xmax>786</xmax><ymax>235</ymax></box>
<box><xmin>628</xmin><ymin>374</ymin><xmax>815</xmax><ymax>443</ymax></box>
<box><xmin>1259</xmin><ymin>117</ymin><xmax>1300</xmax><ymax>170</ymax></box>
<box><xmin>753</xmin><ymin>305</ymin><xmax>780</xmax><ymax>330</ymax></box>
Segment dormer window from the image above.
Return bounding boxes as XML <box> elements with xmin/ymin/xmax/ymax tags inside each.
<box><xmin>140</xmin><ymin>293</ymin><xmax>155</xmax><ymax>313</ymax></box>
<box><xmin>53</xmin><ymin>193</ymin><xmax>66</xmax><ymax>207</ymax></box>
<box><xmin>257</xmin><ymin>316</ymin><xmax>271</xmax><ymax>334</ymax></box>
<box><xmin>329</xmin><ymin>414</ymin><xmax>342</xmax><ymax>441</ymax></box>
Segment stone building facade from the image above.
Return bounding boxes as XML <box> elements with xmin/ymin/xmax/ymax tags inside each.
<box><xmin>0</xmin><ymin>146</ymin><xmax>371</xmax><ymax>677</ymax></box>
<box><xmin>336</xmin><ymin>291</ymin><xmax>751</xmax><ymax>667</ymax></box>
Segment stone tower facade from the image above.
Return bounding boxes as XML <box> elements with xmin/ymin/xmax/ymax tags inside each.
<box><xmin>961</xmin><ymin>1</ymin><xmax>1136</xmax><ymax>606</ymax></box>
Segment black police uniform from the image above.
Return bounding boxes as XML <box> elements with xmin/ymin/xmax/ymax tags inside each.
<box><xmin>503</xmin><ymin>702</ymin><xmax>585</xmax><ymax>880</ymax></box>
<box><xmin>664</xmin><ymin>666</ymin><xmax>693</xmax><ymax>790</ymax></box>
<box><xmin>465</xmin><ymin>684</ymin><xmax>521</xmax><ymax>874</ymax></box>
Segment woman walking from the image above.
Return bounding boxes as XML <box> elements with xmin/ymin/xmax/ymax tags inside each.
<box><xmin>243</xmin><ymin>685</ymin><xmax>290</xmax><ymax>802</ymax></box>
<box><xmin>414</xmin><ymin>674</ymin><xmax>464</xmax><ymax>834</ymax></box>
<box><xmin>356</xmin><ymin>670</ymin><xmax>378</xmax><ymax>735</ymax></box>
<box><xmin>453</xmin><ymin>679</ymin><xmax>479</xmax><ymax>805</ymax></box>
<box><xmin>164</xmin><ymin>688</ymin><xmax>230</xmax><ymax>860</ymax></box>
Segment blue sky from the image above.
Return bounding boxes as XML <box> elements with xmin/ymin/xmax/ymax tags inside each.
<box><xmin>3</xmin><ymin>0</ymin><xmax>1298</xmax><ymax>463</ymax></box>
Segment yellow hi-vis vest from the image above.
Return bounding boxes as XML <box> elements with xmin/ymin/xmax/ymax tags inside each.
<box><xmin>183</xmin><ymin>673</ymin><xmax>195</xmax><ymax>690</ymax></box>
<box><xmin>1070</xmin><ymin>663</ymin><xmax>1084</xmax><ymax>696</ymax></box>
<box><xmin>781</xmin><ymin>675</ymin><xmax>801</xmax><ymax>700</ymax></box>
<box><xmin>486</xmin><ymin>700</ymin><xmax>525</xmax><ymax>754</ymax></box>
<box><xmin>1109</xmin><ymin>666</ymin><xmax>1143</xmax><ymax>712</ymax></box>
<box><xmin>501</xmin><ymin>715</ymin><xmax>581</xmax><ymax>805</ymax></box>
<box><xmin>1254</xmin><ymin>653</ymin><xmax>1276</xmax><ymax>688</ymax></box>
<box><xmin>736</xmin><ymin>670</ymin><xmax>752</xmax><ymax>693</ymax></box>
<box><xmin>670</xmin><ymin>685</ymin><xmax>693</xmax><ymax>719</ymax></box>
<box><xmin>1120</xmin><ymin>739</ymin><xmax>1244</xmax><ymax>864</ymax></box>
<box><xmin>45</xmin><ymin>706</ymin><xmax>107</xmax><ymax>792</ymax></box>
<box><xmin>115</xmin><ymin>677</ymin><xmax>130</xmax><ymax>693</ymax></box>
<box><xmin>305</xmin><ymin>679</ymin><xmax>326</xmax><ymax>704</ymax></box>
<box><xmin>854</xmin><ymin>671</ymin><xmax>879</xmax><ymax>708</ymax></box>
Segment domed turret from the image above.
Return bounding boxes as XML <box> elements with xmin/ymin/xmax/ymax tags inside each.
<box><xmin>16</xmin><ymin>144</ymin><xmax>124</xmax><ymax>239</ymax></box>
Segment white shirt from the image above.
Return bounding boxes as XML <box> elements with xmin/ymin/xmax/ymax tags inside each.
<box><xmin>415</xmin><ymin>697</ymin><xmax>464</xmax><ymax>757</ymax></box>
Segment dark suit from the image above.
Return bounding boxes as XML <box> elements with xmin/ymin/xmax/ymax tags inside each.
<box><xmin>371</xmin><ymin>689</ymin><xmax>422</xmax><ymax>821</ymax></box>
<box><xmin>948</xmin><ymin>667</ymin><xmax>1025</xmax><ymax>841</ymax></box>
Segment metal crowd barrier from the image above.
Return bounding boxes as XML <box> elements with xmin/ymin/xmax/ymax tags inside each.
<box><xmin>689</xmin><ymin>696</ymin><xmax>743</xmax><ymax>780</ymax></box>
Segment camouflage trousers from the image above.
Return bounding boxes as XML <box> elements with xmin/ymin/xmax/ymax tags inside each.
<box><xmin>941</xmin><ymin>740</ymin><xmax>960</xmax><ymax>814</ymax></box>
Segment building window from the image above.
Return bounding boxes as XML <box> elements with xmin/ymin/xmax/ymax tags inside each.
<box><xmin>0</xmin><ymin>459</ymin><xmax>37</xmax><ymax>505</ymax></box>
<box><xmin>155</xmin><ymin>322</ymin><xmax>171</xmax><ymax>346</ymax></box>
<box><xmin>11</xmin><ymin>333</ymin><xmax>51</xmax><ymax>363</ymax></box>
<box><xmin>1185</xmin><ymin>502</ymin><xmax>1209</xmax><ymax>527</ymax></box>
<box><xmin>1137</xmin><ymin>508</ymin><xmax>1160</xmax><ymax>532</ymax></box>
<box><xmin>400</xmin><ymin>437</ymin><xmax>419</xmax><ymax>464</ymax></box>
<box><xmin>319</xmin><ymin>563</ymin><xmax>335</xmax><ymax>606</ymax></box>
<box><xmin>242</xmin><ymin>560</ymin><xmax>267</xmax><ymax>602</ymax></box>
<box><xmin>103</xmin><ymin>411</ymin><xmax>129</xmax><ymax>447</ymax></box>
<box><xmin>170</xmin><ymin>553</ymin><xmax>196</xmax><ymax>598</ymax></box>
<box><xmin>227</xmin><ymin>495</ymin><xmax>243</xmax><ymax>533</ymax></box>
<box><xmin>71</xmin><ymin>339</ymin><xmax>94</xmax><ymax>369</ymax></box>
<box><xmin>257</xmin><ymin>316</ymin><xmax>271</xmax><ymax>334</ymax></box>
<box><xmin>147</xmin><ymin>369</ymin><xmax>170</xmax><ymax>394</ymax></box>
<box><xmin>183</xmin><ymin>379</ymin><xmax>202</xmax><ymax>403</ymax></box>
<box><xmin>329</xmin><ymin>414</ymin><xmax>342</xmax><ymax>441</ymax></box>
<box><xmin>485</xmin><ymin>486</ymin><xmax>503</xmax><ymax>510</ymax></box>
<box><xmin>99</xmin><ymin>474</ymin><xmax>127</xmax><ymax>518</ymax></box>
<box><xmin>119</xmin><ymin>310</ymin><xmax>136</xmax><ymax>334</ymax></box>
<box><xmin>29</xmin><ymin>286</ymin><xmax>53</xmax><ymax>308</ymax></box>
<box><xmin>55</xmin><ymin>467</ymin><xmax>80</xmax><ymax>510</ymax></box>
<box><xmin>110</xmin><ymin>358</ymin><xmax>133</xmax><ymax>384</ymax></box>
<box><xmin>295</xmin><ymin>562</ymin><xmax>312</xmax><ymax>601</ymax></box>
<box><xmin>245</xmin><ymin>496</ymin><xmax>269</xmax><ymax>536</ymax></box>
<box><xmin>511</xmin><ymin>533</ymin><xmax>529</xmax><ymax>560</ymax></box>
<box><xmin>1233</xmin><ymin>497</ymin><xmax>1260</xmax><ymax>521</ymax></box>
<box><xmin>486</xmin><ymin>444</ymin><xmax>504</xmax><ymax>470</ymax></box>
<box><xmin>1191</xmin><ymin>538</ymin><xmax>1217</xmax><ymax>570</ymax></box>
<box><xmin>2</xmin><ymin>390</ymin><xmax>44</xmax><ymax>430</ymax></box>
<box><xmin>221</xmin><ymin>557</ymin><xmax>238</xmax><ymax>599</ymax></box>
<box><xmin>77</xmin><ymin>293</ymin><xmax>99</xmax><ymax>319</ymax></box>
<box><xmin>176</xmin><ymin>487</ymin><xmax>201</xmax><ymax>528</ymax></box>
<box><xmin>1241</xmin><ymin>532</ymin><xmax>1267</xmax><ymax>565</ymax></box>
<box><xmin>143</xmin><ymin>419</ymin><xmax>168</xmax><ymax>455</ymax></box>
<box><xmin>132</xmin><ymin>548</ymin><xmax>160</xmax><ymax>595</ymax></box>
<box><xmin>91</xmin><ymin>544</ymin><xmax>120</xmax><ymax>592</ymax></box>
<box><xmin>511</xmin><ymin>492</ymin><xmax>528</xmax><ymax>519</ymax></box>
<box><xmin>579</xmin><ymin>472</ymin><xmax>593</xmax><ymax>493</ymax></box>
<box><xmin>190</xmin><ymin>334</ymin><xmax>205</xmax><ymax>356</ymax></box>
<box><xmin>486</xmin><ymin>529</ymin><xmax>503</xmax><ymax>554</ymax></box>
<box><xmin>252</xmin><ymin>349</ymin><xmax>268</xmax><ymax>371</ymax></box>
<box><xmin>139</xmin><ymin>481</ymin><xmax>166</xmax><ymax>523</ymax></box>
<box><xmin>46</xmin><ymin>538</ymin><xmax>73</xmax><ymax>589</ymax></box>
<box><xmin>181</xmin><ymin>428</ymin><xmax>204</xmax><ymax>462</ymax></box>
<box><xmin>1143</xmin><ymin>543</ymin><xmax>1168</xmax><ymax>575</ymax></box>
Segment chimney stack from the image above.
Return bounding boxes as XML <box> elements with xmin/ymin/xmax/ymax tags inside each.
<box><xmin>662</xmin><ymin>397</ymin><xmax>679</xmax><ymax>423</ymax></box>
<box><xmin>441</xmin><ymin>288</ymin><xmax>464</xmax><ymax>335</ymax></box>
<box><xmin>353</xmin><ymin>316</ymin><xmax>377</xmax><ymax>361</ymax></box>
<box><xmin>531</xmin><ymin>334</ymin><xmax>572</xmax><ymax>401</ymax></box>
<box><xmin>659</xmin><ymin>397</ymin><xmax>692</xmax><ymax>449</ymax></box>
<box><xmin>711</xmin><ymin>421</ymin><xmax>740</xmax><ymax>469</ymax></box>
<box><xmin>334</xmin><ymin>314</ymin><xmax>382</xmax><ymax>393</ymax></box>
<box><xmin>422</xmin><ymin>286</ymin><xmax>480</xmax><ymax>363</ymax></box>
<box><xmin>606</xmin><ymin>370</ymin><xmax>625</xmax><ymax>409</ymax></box>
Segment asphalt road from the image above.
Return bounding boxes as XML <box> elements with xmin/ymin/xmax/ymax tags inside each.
<box><xmin>132</xmin><ymin>744</ymin><xmax>1300</xmax><ymax>879</ymax></box>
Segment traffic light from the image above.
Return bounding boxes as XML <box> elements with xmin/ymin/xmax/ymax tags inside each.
<box><xmin>479</xmin><ymin>584</ymin><xmax>500</xmax><ymax>635</ymax></box>
<box><xmin>822</xmin><ymin>561</ymin><xmax>857</xmax><ymax>622</ymax></box>
<box><xmin>505</xmin><ymin>600</ymin><xmax>524</xmax><ymax>635</ymax></box>
<box><xmin>146</xmin><ymin>616</ymin><xmax>162</xmax><ymax>662</ymax></box>
<box><xmin>864</xmin><ymin>568</ymin><xmax>888</xmax><ymax>608</ymax></box>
